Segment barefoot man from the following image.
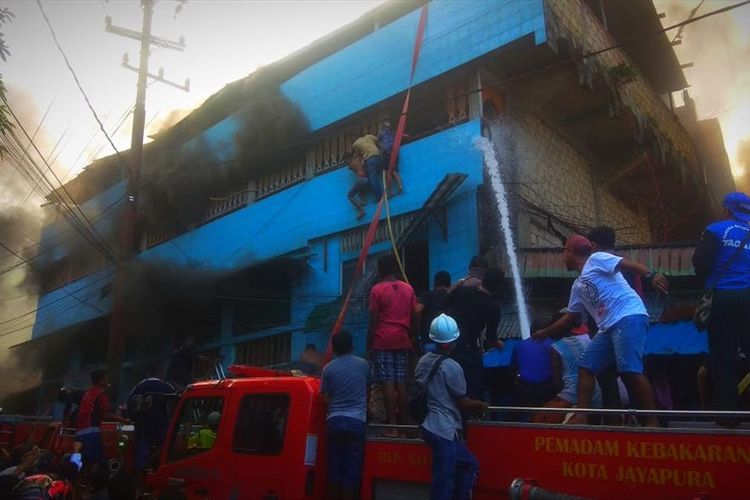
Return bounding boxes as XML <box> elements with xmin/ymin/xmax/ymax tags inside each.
<box><xmin>533</xmin><ymin>235</ymin><xmax>668</xmax><ymax>426</ymax></box>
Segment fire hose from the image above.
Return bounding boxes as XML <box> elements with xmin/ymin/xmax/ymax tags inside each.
<box><xmin>509</xmin><ymin>478</ymin><xmax>590</xmax><ymax>500</ymax></box>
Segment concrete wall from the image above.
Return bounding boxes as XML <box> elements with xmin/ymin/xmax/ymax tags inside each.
<box><xmin>503</xmin><ymin>114</ymin><xmax>651</xmax><ymax>246</ymax></box>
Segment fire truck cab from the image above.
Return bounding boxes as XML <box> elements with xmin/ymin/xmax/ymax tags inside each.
<box><xmin>146</xmin><ymin>373</ymin><xmax>328</xmax><ymax>500</ymax></box>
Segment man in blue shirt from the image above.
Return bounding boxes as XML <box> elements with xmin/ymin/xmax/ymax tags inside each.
<box><xmin>320</xmin><ymin>331</ymin><xmax>370</xmax><ymax>500</ymax></box>
<box><xmin>511</xmin><ymin>319</ymin><xmax>555</xmax><ymax>409</ymax></box>
<box><xmin>416</xmin><ymin>314</ymin><xmax>487</xmax><ymax>500</ymax></box>
<box><xmin>693</xmin><ymin>192</ymin><xmax>750</xmax><ymax>417</ymax></box>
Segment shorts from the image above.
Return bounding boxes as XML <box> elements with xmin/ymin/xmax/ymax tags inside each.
<box><xmin>75</xmin><ymin>429</ymin><xmax>105</xmax><ymax>466</ymax></box>
<box><xmin>371</xmin><ymin>349</ymin><xmax>409</xmax><ymax>383</ymax></box>
<box><xmin>579</xmin><ymin>314</ymin><xmax>649</xmax><ymax>375</ymax></box>
<box><xmin>327</xmin><ymin>416</ymin><xmax>366</xmax><ymax>489</ymax></box>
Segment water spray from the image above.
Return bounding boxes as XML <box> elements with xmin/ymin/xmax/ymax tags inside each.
<box><xmin>475</xmin><ymin>134</ymin><xmax>531</xmax><ymax>339</ymax></box>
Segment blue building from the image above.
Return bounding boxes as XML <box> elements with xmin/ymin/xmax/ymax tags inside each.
<box><xmin>12</xmin><ymin>0</ymin><xmax>727</xmax><ymax>409</ymax></box>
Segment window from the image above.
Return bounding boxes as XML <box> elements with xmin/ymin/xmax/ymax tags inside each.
<box><xmin>235</xmin><ymin>333</ymin><xmax>291</xmax><ymax>367</ymax></box>
<box><xmin>231</xmin><ymin>267</ymin><xmax>293</xmax><ymax>335</ymax></box>
<box><xmin>233</xmin><ymin>394</ymin><xmax>290</xmax><ymax>455</ymax></box>
<box><xmin>167</xmin><ymin>397</ymin><xmax>224</xmax><ymax>462</ymax></box>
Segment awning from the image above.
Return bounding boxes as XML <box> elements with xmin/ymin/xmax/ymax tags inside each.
<box><xmin>484</xmin><ymin>320</ymin><xmax>707</xmax><ymax>368</ymax></box>
<box><xmin>519</xmin><ymin>244</ymin><xmax>698</xmax><ymax>279</ymax></box>
<box><xmin>645</xmin><ymin>321</ymin><xmax>707</xmax><ymax>356</ymax></box>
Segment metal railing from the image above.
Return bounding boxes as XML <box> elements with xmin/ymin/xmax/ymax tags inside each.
<box><xmin>367</xmin><ymin>407</ymin><xmax>750</xmax><ymax>435</ymax></box>
<box><xmin>485</xmin><ymin>406</ymin><xmax>750</xmax><ymax>418</ymax></box>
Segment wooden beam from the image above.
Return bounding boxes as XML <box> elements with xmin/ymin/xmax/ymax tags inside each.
<box><xmin>599</xmin><ymin>152</ymin><xmax>648</xmax><ymax>187</ymax></box>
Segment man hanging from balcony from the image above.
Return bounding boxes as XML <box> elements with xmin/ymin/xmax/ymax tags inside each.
<box><xmin>378</xmin><ymin>120</ymin><xmax>403</xmax><ymax>196</ymax></box>
<box><xmin>368</xmin><ymin>254</ymin><xmax>418</xmax><ymax>433</ymax></box>
<box><xmin>345</xmin><ymin>154</ymin><xmax>369</xmax><ymax>220</ymax></box>
<box><xmin>352</xmin><ymin>131</ymin><xmax>384</xmax><ymax>201</ymax></box>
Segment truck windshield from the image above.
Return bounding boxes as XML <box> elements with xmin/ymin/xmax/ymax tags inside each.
<box><xmin>167</xmin><ymin>396</ymin><xmax>224</xmax><ymax>462</ymax></box>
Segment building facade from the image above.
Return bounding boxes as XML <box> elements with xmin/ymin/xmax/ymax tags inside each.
<box><xmin>9</xmin><ymin>0</ymin><xmax>730</xmax><ymax>410</ymax></box>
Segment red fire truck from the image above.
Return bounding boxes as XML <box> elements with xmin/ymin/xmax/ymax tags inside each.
<box><xmin>137</xmin><ymin>366</ymin><xmax>748</xmax><ymax>500</ymax></box>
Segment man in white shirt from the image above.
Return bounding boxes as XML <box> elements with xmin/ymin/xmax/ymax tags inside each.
<box><xmin>534</xmin><ymin>235</ymin><xmax>668</xmax><ymax>426</ymax></box>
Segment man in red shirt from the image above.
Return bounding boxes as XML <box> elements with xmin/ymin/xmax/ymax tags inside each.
<box><xmin>75</xmin><ymin>369</ymin><xmax>128</xmax><ymax>475</ymax></box>
<box><xmin>368</xmin><ymin>254</ymin><xmax>418</xmax><ymax>427</ymax></box>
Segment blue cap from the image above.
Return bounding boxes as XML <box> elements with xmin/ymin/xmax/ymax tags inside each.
<box><xmin>724</xmin><ymin>192</ymin><xmax>750</xmax><ymax>223</ymax></box>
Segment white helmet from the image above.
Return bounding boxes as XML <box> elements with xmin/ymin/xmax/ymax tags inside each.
<box><xmin>207</xmin><ymin>411</ymin><xmax>221</xmax><ymax>428</ymax></box>
<box><xmin>429</xmin><ymin>313</ymin><xmax>460</xmax><ymax>343</ymax></box>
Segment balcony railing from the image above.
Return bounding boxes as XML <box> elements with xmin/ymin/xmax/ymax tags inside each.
<box><xmin>205</xmin><ymin>189</ymin><xmax>252</xmax><ymax>222</ymax></box>
<box><xmin>50</xmin><ymin>79</ymin><xmax>474</xmax><ymax>289</ymax></box>
<box><xmin>41</xmin><ymin>254</ymin><xmax>108</xmax><ymax>293</ymax></box>
<box><xmin>257</xmin><ymin>160</ymin><xmax>306</xmax><ymax>199</ymax></box>
<box><xmin>340</xmin><ymin>213</ymin><xmax>416</xmax><ymax>254</ymax></box>
<box><xmin>309</xmin><ymin>121</ymin><xmax>380</xmax><ymax>176</ymax></box>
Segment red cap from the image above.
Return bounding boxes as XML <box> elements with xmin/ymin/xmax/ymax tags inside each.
<box><xmin>565</xmin><ymin>235</ymin><xmax>592</xmax><ymax>254</ymax></box>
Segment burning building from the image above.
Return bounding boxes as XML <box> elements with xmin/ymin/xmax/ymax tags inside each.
<box><xmin>4</xmin><ymin>0</ymin><xmax>732</xmax><ymax>412</ymax></box>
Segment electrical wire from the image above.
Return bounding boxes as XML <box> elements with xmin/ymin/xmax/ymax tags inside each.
<box><xmin>4</xmin><ymin>101</ymin><xmax>118</xmax><ymax>259</ymax></box>
<box><xmin>1</xmin><ymin>112</ymin><xmax>118</xmax><ymax>265</ymax></box>
<box><xmin>0</xmin><ymin>241</ymin><xmax>104</xmax><ymax>316</ymax></box>
<box><xmin>36</xmin><ymin>0</ymin><xmax>131</xmax><ymax>176</ymax></box>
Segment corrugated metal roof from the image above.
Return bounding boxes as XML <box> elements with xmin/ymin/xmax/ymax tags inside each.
<box><xmin>519</xmin><ymin>245</ymin><xmax>697</xmax><ymax>278</ymax></box>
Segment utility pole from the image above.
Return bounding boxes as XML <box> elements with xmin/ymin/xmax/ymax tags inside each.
<box><xmin>105</xmin><ymin>0</ymin><xmax>188</xmax><ymax>399</ymax></box>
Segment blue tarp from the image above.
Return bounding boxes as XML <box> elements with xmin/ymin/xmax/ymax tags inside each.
<box><xmin>645</xmin><ymin>321</ymin><xmax>708</xmax><ymax>356</ymax></box>
<box><xmin>483</xmin><ymin>321</ymin><xmax>707</xmax><ymax>368</ymax></box>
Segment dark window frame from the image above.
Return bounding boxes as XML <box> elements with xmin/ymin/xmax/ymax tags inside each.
<box><xmin>166</xmin><ymin>396</ymin><xmax>224</xmax><ymax>463</ymax></box>
<box><xmin>232</xmin><ymin>393</ymin><xmax>290</xmax><ymax>456</ymax></box>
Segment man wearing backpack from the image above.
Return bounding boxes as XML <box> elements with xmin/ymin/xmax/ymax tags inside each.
<box><xmin>693</xmin><ymin>192</ymin><xmax>750</xmax><ymax>421</ymax></box>
<box><xmin>415</xmin><ymin>314</ymin><xmax>487</xmax><ymax>500</ymax></box>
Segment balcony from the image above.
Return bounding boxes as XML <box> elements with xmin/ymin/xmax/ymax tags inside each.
<box><xmin>140</xmin><ymin>77</ymin><xmax>471</xmax><ymax>250</ymax></box>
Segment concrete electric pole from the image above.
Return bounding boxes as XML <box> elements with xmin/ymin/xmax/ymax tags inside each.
<box><xmin>105</xmin><ymin>0</ymin><xmax>188</xmax><ymax>399</ymax></box>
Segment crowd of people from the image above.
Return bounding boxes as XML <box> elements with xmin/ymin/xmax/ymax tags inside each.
<box><xmin>7</xmin><ymin>191</ymin><xmax>750</xmax><ymax>499</ymax></box>
<box><xmin>320</xmin><ymin>191</ymin><xmax>750</xmax><ymax>499</ymax></box>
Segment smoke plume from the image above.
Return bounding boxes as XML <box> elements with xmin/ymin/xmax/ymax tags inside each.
<box><xmin>736</xmin><ymin>138</ymin><xmax>750</xmax><ymax>193</ymax></box>
<box><xmin>140</xmin><ymin>68</ymin><xmax>309</xmax><ymax>230</ymax></box>
<box><xmin>657</xmin><ymin>0</ymin><xmax>750</xmax><ymax>186</ymax></box>
<box><xmin>0</xmin><ymin>86</ymin><xmax>55</xmax><ymax>403</ymax></box>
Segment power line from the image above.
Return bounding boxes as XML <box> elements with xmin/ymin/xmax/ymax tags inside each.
<box><xmin>36</xmin><ymin>0</ymin><xmax>131</xmax><ymax>177</ymax></box>
<box><xmin>0</xmin><ymin>241</ymin><xmax>104</xmax><ymax>317</ymax></box>
<box><xmin>0</xmin><ymin>271</ymin><xmax>115</xmax><ymax>335</ymax></box>
<box><xmin>2</xmin><ymin>103</ymin><xmax>118</xmax><ymax>263</ymax></box>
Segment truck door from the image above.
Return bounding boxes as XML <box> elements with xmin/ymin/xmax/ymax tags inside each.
<box><xmin>158</xmin><ymin>394</ymin><xmax>227</xmax><ymax>499</ymax></box>
<box><xmin>229</xmin><ymin>392</ymin><xmax>293</xmax><ymax>499</ymax></box>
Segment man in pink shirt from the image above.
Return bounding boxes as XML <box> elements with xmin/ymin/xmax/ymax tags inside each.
<box><xmin>368</xmin><ymin>254</ymin><xmax>418</xmax><ymax>427</ymax></box>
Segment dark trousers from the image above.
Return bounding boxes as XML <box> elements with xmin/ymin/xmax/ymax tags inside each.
<box><xmin>327</xmin><ymin>416</ymin><xmax>366</xmax><ymax>489</ymax></box>
<box><xmin>708</xmin><ymin>289</ymin><xmax>750</xmax><ymax>411</ymax></box>
<box><xmin>421</xmin><ymin>428</ymin><xmax>478</xmax><ymax>500</ymax></box>
<box><xmin>452</xmin><ymin>345</ymin><xmax>484</xmax><ymax>400</ymax></box>
<box><xmin>365</xmin><ymin>155</ymin><xmax>384</xmax><ymax>200</ymax></box>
